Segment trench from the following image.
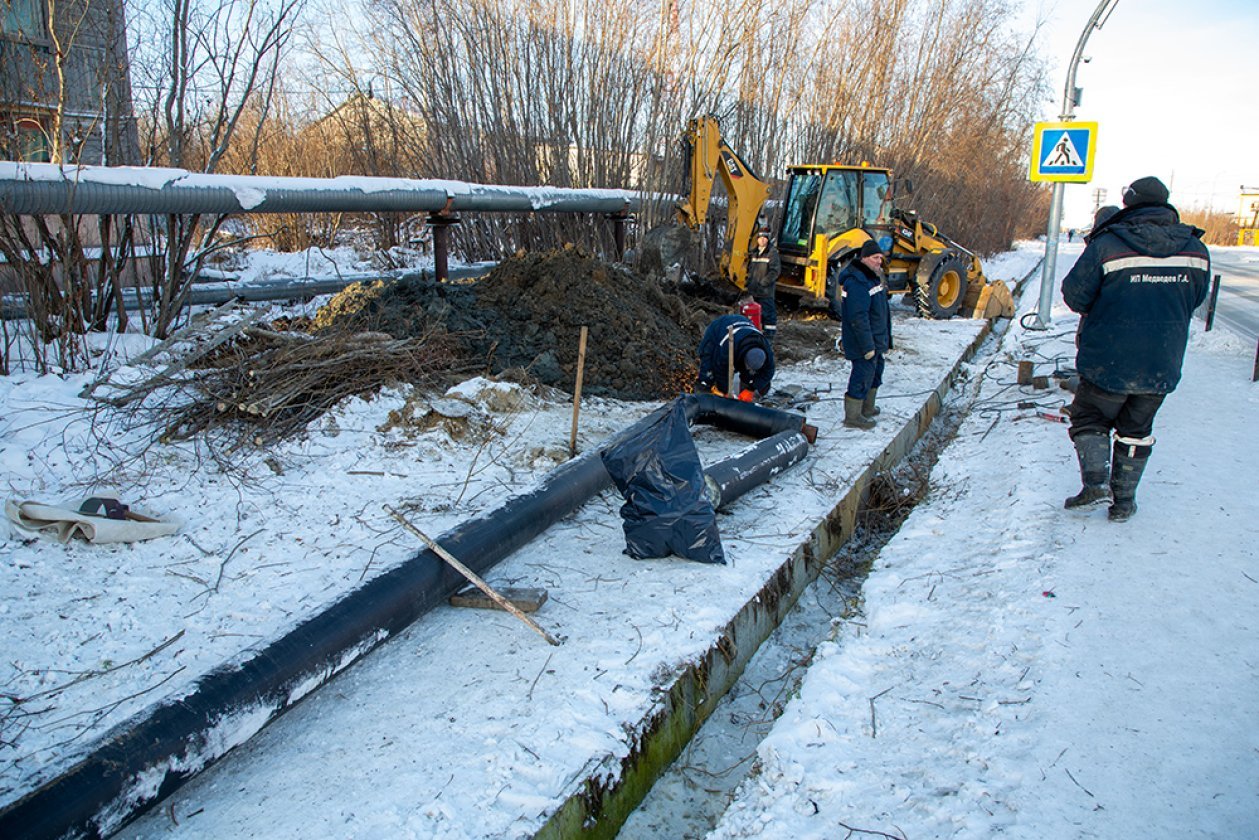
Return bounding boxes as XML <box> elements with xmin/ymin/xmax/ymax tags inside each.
<box><xmin>616</xmin><ymin>341</ymin><xmax>993</xmax><ymax>839</ymax></box>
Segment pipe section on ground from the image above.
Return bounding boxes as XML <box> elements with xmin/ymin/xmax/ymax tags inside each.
<box><xmin>0</xmin><ymin>395</ymin><xmax>811</xmax><ymax>840</ymax></box>
<box><xmin>0</xmin><ymin>163</ymin><xmax>642</xmax><ymax>217</ymax></box>
<box><xmin>703</xmin><ymin>430</ymin><xmax>810</xmax><ymax>511</ymax></box>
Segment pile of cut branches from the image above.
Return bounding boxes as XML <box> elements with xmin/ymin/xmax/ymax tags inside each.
<box><xmin>157</xmin><ymin>325</ymin><xmax>471</xmax><ymax>446</ymax></box>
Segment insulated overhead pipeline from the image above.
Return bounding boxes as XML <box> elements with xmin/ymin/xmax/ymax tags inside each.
<box><xmin>0</xmin><ymin>162</ymin><xmax>642</xmax><ymax>216</ymax></box>
<box><xmin>0</xmin><ymin>395</ymin><xmax>813</xmax><ymax>840</ymax></box>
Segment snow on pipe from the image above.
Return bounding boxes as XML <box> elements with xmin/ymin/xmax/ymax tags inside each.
<box><xmin>703</xmin><ymin>430</ymin><xmax>811</xmax><ymax>511</ymax></box>
<box><xmin>0</xmin><ymin>395</ymin><xmax>811</xmax><ymax>840</ymax></box>
<box><xmin>0</xmin><ymin>162</ymin><xmax>642</xmax><ymax>216</ymax></box>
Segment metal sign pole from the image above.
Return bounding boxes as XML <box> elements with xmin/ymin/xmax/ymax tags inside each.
<box><xmin>1031</xmin><ymin>0</ymin><xmax>1119</xmax><ymax>330</ymax></box>
<box><xmin>1036</xmin><ymin>182</ymin><xmax>1066</xmax><ymax>326</ymax></box>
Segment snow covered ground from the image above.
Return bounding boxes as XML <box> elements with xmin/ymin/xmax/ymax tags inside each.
<box><xmin>3</xmin><ymin>241</ymin><xmax>1256</xmax><ymax>838</ymax></box>
<box><xmin>709</xmin><ymin>246</ymin><xmax>1259</xmax><ymax>839</ymax></box>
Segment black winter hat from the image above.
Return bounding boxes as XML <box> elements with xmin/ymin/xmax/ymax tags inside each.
<box><xmin>1093</xmin><ymin>204</ymin><xmax>1120</xmax><ymax>228</ymax></box>
<box><xmin>858</xmin><ymin>240</ymin><xmax>883</xmax><ymax>260</ymax></box>
<box><xmin>743</xmin><ymin>347</ymin><xmax>767</xmax><ymax>372</ymax></box>
<box><xmin>1121</xmin><ymin>176</ymin><xmax>1170</xmax><ymax>208</ymax></box>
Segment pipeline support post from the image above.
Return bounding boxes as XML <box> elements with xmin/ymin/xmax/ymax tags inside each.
<box><xmin>605</xmin><ymin>212</ymin><xmax>630</xmax><ymax>261</ymax></box>
<box><xmin>427</xmin><ymin>212</ymin><xmax>461</xmax><ymax>283</ymax></box>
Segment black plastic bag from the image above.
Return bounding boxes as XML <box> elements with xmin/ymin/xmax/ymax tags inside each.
<box><xmin>600</xmin><ymin>398</ymin><xmax>725</xmax><ymax>564</ymax></box>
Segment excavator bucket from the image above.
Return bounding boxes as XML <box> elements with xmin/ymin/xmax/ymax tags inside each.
<box><xmin>637</xmin><ymin>221</ymin><xmax>698</xmax><ymax>283</ymax></box>
<box><xmin>961</xmin><ymin>279</ymin><xmax>1015</xmax><ymax>319</ymax></box>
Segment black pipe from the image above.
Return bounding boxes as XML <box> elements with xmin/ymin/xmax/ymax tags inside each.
<box><xmin>0</xmin><ymin>396</ymin><xmax>810</xmax><ymax>839</ymax></box>
<box><xmin>703</xmin><ymin>430</ymin><xmax>810</xmax><ymax>511</ymax></box>
<box><xmin>688</xmin><ymin>393</ymin><xmax>818</xmax><ymax>443</ymax></box>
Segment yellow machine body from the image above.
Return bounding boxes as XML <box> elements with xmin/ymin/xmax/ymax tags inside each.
<box><xmin>676</xmin><ymin>118</ymin><xmax>1011</xmax><ymax>318</ymax></box>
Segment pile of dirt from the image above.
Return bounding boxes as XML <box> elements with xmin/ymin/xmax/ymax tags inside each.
<box><xmin>316</xmin><ymin>248</ymin><xmax>727</xmax><ymax>401</ymax></box>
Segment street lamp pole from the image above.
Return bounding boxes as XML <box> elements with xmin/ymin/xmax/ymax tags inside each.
<box><xmin>1031</xmin><ymin>0</ymin><xmax>1119</xmax><ymax>330</ymax></box>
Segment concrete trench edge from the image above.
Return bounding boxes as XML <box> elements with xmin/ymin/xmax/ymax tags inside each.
<box><xmin>536</xmin><ymin>319</ymin><xmax>996</xmax><ymax>839</ymax></box>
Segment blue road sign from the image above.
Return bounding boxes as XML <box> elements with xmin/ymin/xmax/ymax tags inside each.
<box><xmin>1030</xmin><ymin>121</ymin><xmax>1098</xmax><ymax>183</ymax></box>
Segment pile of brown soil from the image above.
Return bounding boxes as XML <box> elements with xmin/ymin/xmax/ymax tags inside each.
<box><xmin>316</xmin><ymin>248</ymin><xmax>728</xmax><ymax>401</ymax></box>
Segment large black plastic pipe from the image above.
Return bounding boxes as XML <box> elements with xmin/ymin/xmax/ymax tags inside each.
<box><xmin>0</xmin><ymin>396</ymin><xmax>810</xmax><ymax>840</ymax></box>
<box><xmin>703</xmin><ymin>430</ymin><xmax>810</xmax><ymax>511</ymax></box>
<box><xmin>0</xmin><ymin>163</ymin><xmax>642</xmax><ymax>216</ymax></box>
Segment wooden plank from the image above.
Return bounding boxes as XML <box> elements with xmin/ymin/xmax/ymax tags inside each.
<box><xmin>449</xmin><ymin>586</ymin><xmax>549</xmax><ymax>614</ymax></box>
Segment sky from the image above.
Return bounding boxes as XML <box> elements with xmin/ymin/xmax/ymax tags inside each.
<box><xmin>2</xmin><ymin>240</ymin><xmax>1256</xmax><ymax>837</ymax></box>
<box><xmin>1029</xmin><ymin>0</ymin><xmax>1258</xmax><ymax>228</ymax></box>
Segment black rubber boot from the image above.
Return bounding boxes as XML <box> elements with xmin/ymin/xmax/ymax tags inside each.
<box><xmin>1064</xmin><ymin>432</ymin><xmax>1111</xmax><ymax>509</ymax></box>
<box><xmin>844</xmin><ymin>396</ymin><xmax>876</xmax><ymax>429</ymax></box>
<box><xmin>1109</xmin><ymin>437</ymin><xmax>1152</xmax><ymax>522</ymax></box>
<box><xmin>862</xmin><ymin>388</ymin><xmax>881</xmax><ymax>418</ymax></box>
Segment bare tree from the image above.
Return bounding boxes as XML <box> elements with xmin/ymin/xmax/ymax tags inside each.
<box><xmin>129</xmin><ymin>0</ymin><xmax>305</xmax><ymax>337</ymax></box>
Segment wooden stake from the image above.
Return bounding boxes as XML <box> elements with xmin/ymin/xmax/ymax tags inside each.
<box><xmin>570</xmin><ymin>325</ymin><xmax>588</xmax><ymax>456</ymax></box>
<box><xmin>385</xmin><ymin>506</ymin><xmax>562</xmax><ymax>646</ymax></box>
<box><xmin>727</xmin><ymin>324</ymin><xmax>736</xmax><ymax>396</ymax></box>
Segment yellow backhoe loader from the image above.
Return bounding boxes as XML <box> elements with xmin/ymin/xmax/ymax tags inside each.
<box><xmin>669</xmin><ymin>116</ymin><xmax>1013</xmax><ymax>319</ymax></box>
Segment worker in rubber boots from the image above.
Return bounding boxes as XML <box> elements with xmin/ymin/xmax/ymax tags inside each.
<box><xmin>696</xmin><ymin>312</ymin><xmax>774</xmax><ymax>402</ymax></box>
<box><xmin>1061</xmin><ymin>176</ymin><xmax>1210</xmax><ymax>522</ymax></box>
<box><xmin>746</xmin><ymin>229</ymin><xmax>781</xmax><ymax>345</ymax></box>
<box><xmin>829</xmin><ymin>239</ymin><xmax>892</xmax><ymax>429</ymax></box>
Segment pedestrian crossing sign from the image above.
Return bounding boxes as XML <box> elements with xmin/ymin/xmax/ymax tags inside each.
<box><xmin>1029</xmin><ymin>121</ymin><xmax>1098</xmax><ymax>183</ymax></box>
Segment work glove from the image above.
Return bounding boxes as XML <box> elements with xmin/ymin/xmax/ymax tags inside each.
<box><xmin>738</xmin><ymin>389</ymin><xmax>756</xmax><ymax>403</ymax></box>
<box><xmin>864</xmin><ymin>350</ymin><xmax>875</xmax><ymax>360</ymax></box>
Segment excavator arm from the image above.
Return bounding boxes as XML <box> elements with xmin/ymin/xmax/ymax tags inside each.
<box><xmin>676</xmin><ymin>116</ymin><xmax>770</xmax><ymax>290</ymax></box>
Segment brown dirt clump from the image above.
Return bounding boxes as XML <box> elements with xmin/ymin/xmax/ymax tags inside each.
<box><xmin>316</xmin><ymin>247</ymin><xmax>728</xmax><ymax>401</ymax></box>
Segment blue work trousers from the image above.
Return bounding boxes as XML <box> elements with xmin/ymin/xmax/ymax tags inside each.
<box><xmin>846</xmin><ymin>353</ymin><xmax>884</xmax><ymax>400</ymax></box>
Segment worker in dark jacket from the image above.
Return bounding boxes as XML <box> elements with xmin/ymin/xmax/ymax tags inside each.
<box><xmin>746</xmin><ymin>229</ymin><xmax>781</xmax><ymax>345</ymax></box>
<box><xmin>696</xmin><ymin>313</ymin><xmax>774</xmax><ymax>401</ymax></box>
<box><xmin>828</xmin><ymin>239</ymin><xmax>892</xmax><ymax>429</ymax></box>
<box><xmin>1061</xmin><ymin>176</ymin><xmax>1210</xmax><ymax>522</ymax></box>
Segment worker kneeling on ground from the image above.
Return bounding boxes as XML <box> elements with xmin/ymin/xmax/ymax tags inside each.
<box><xmin>828</xmin><ymin>239</ymin><xmax>892</xmax><ymax>429</ymax></box>
<box><xmin>696</xmin><ymin>312</ymin><xmax>774</xmax><ymax>402</ymax></box>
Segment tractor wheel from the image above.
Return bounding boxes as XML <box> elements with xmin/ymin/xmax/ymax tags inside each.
<box><xmin>914</xmin><ymin>253</ymin><xmax>969</xmax><ymax>319</ymax></box>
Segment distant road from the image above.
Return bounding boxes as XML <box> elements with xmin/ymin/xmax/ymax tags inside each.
<box><xmin>1203</xmin><ymin>248</ymin><xmax>1259</xmax><ymax>343</ymax></box>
